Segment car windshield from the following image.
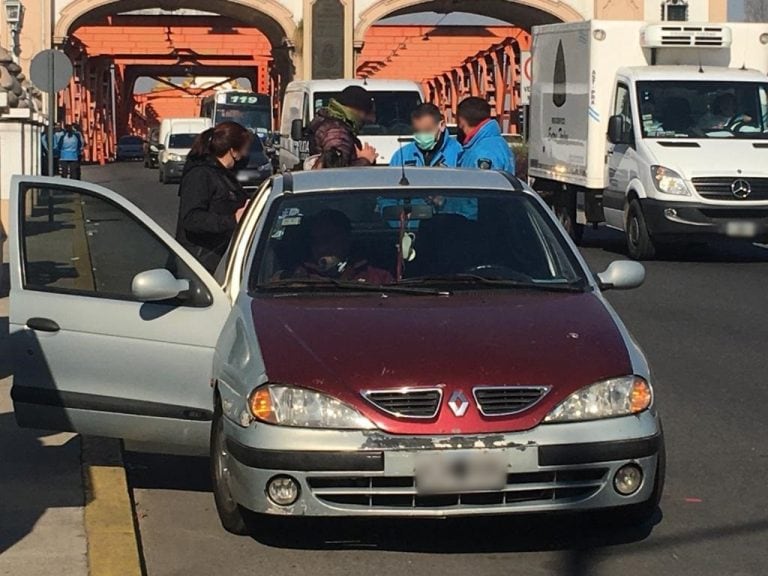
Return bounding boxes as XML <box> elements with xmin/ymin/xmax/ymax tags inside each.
<box><xmin>314</xmin><ymin>91</ymin><xmax>422</xmax><ymax>136</ymax></box>
<box><xmin>637</xmin><ymin>81</ymin><xmax>768</xmax><ymax>139</ymax></box>
<box><xmin>119</xmin><ymin>136</ymin><xmax>142</xmax><ymax>145</ymax></box>
<box><xmin>168</xmin><ymin>133</ymin><xmax>197</xmax><ymax>148</ymax></box>
<box><xmin>251</xmin><ymin>190</ymin><xmax>587</xmax><ymax>293</ymax></box>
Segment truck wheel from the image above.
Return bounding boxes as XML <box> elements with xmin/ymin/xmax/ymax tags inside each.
<box><xmin>554</xmin><ymin>203</ymin><xmax>584</xmax><ymax>244</ymax></box>
<box><xmin>626</xmin><ymin>200</ymin><xmax>656</xmax><ymax>260</ymax></box>
<box><xmin>211</xmin><ymin>402</ymin><xmax>250</xmax><ymax>535</ymax></box>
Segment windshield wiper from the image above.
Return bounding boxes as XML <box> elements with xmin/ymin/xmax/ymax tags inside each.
<box><xmin>256</xmin><ymin>278</ymin><xmax>449</xmax><ymax>296</ymax></box>
<box><xmin>399</xmin><ymin>274</ymin><xmax>585</xmax><ymax>292</ymax></box>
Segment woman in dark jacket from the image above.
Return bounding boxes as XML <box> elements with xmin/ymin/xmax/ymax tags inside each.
<box><xmin>175</xmin><ymin>121</ymin><xmax>251</xmax><ymax>274</ymax></box>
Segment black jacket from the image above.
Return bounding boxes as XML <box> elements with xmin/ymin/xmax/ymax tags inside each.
<box><xmin>175</xmin><ymin>156</ymin><xmax>247</xmax><ymax>274</ymax></box>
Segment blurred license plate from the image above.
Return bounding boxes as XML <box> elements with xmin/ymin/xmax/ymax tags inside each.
<box><xmin>725</xmin><ymin>221</ymin><xmax>757</xmax><ymax>238</ymax></box>
<box><xmin>415</xmin><ymin>451</ymin><xmax>507</xmax><ymax>494</ymax></box>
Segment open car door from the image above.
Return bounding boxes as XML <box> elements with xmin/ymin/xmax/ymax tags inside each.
<box><xmin>9</xmin><ymin>176</ymin><xmax>231</xmax><ymax>454</ymax></box>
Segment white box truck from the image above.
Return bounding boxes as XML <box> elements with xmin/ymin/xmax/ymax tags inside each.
<box><xmin>279</xmin><ymin>79</ymin><xmax>423</xmax><ymax>170</ymax></box>
<box><xmin>528</xmin><ymin>20</ymin><xmax>768</xmax><ymax>258</ymax></box>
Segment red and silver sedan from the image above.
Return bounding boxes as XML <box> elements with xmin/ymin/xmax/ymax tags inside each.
<box><xmin>9</xmin><ymin>168</ymin><xmax>663</xmax><ymax>536</ymax></box>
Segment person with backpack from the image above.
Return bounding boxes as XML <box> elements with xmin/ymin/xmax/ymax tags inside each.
<box><xmin>58</xmin><ymin>124</ymin><xmax>84</xmax><ymax>179</ymax></box>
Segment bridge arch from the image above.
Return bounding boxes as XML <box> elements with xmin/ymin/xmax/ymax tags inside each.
<box><xmin>355</xmin><ymin>0</ymin><xmax>585</xmax><ymax>45</ymax></box>
<box><xmin>55</xmin><ymin>0</ymin><xmax>298</xmax><ymax>47</ymax></box>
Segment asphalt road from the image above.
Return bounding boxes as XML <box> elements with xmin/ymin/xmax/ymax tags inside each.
<box><xmin>85</xmin><ymin>162</ymin><xmax>768</xmax><ymax>576</ymax></box>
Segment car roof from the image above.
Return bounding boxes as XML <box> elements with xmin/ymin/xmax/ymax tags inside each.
<box><xmin>275</xmin><ymin>168</ymin><xmax>522</xmax><ymax>194</ymax></box>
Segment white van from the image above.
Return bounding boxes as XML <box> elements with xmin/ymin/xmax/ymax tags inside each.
<box><xmin>279</xmin><ymin>79</ymin><xmax>423</xmax><ymax>170</ymax></box>
<box><xmin>158</xmin><ymin>117</ymin><xmax>212</xmax><ymax>184</ymax></box>
<box><xmin>528</xmin><ymin>20</ymin><xmax>768</xmax><ymax>259</ymax></box>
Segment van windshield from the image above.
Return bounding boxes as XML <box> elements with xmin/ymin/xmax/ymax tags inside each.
<box><xmin>168</xmin><ymin>133</ymin><xmax>197</xmax><ymax>148</ymax></box>
<box><xmin>314</xmin><ymin>91</ymin><xmax>422</xmax><ymax>136</ymax></box>
<box><xmin>637</xmin><ymin>81</ymin><xmax>768</xmax><ymax>139</ymax></box>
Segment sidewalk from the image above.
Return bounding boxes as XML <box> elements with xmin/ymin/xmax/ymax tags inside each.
<box><xmin>0</xmin><ymin>250</ymin><xmax>88</xmax><ymax>575</ymax></box>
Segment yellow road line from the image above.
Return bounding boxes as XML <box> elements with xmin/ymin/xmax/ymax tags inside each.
<box><xmin>82</xmin><ymin>437</ymin><xmax>143</xmax><ymax>576</ymax></box>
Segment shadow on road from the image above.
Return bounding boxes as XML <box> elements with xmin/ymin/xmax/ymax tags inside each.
<box><xmin>581</xmin><ymin>226</ymin><xmax>768</xmax><ymax>263</ymax></box>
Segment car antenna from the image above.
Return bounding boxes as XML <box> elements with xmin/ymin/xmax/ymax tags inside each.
<box><xmin>397</xmin><ymin>137</ymin><xmax>410</xmax><ymax>186</ymax></box>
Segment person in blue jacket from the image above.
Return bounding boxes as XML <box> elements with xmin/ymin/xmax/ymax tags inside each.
<box><xmin>390</xmin><ymin>103</ymin><xmax>461</xmax><ymax>167</ymax></box>
<box><xmin>456</xmin><ymin>97</ymin><xmax>514</xmax><ymax>173</ymax></box>
<box><xmin>384</xmin><ymin>103</ymin><xmax>475</xmax><ymax>222</ymax></box>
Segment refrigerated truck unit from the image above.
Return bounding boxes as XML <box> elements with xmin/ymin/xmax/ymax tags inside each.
<box><xmin>528</xmin><ymin>20</ymin><xmax>768</xmax><ymax>258</ymax></box>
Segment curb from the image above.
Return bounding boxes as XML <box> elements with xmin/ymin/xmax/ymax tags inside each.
<box><xmin>81</xmin><ymin>437</ymin><xmax>143</xmax><ymax>576</ymax></box>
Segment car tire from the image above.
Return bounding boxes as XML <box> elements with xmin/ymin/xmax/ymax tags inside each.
<box><xmin>554</xmin><ymin>202</ymin><xmax>584</xmax><ymax>245</ymax></box>
<box><xmin>626</xmin><ymin>199</ymin><xmax>656</xmax><ymax>260</ymax></box>
<box><xmin>211</xmin><ymin>402</ymin><xmax>250</xmax><ymax>535</ymax></box>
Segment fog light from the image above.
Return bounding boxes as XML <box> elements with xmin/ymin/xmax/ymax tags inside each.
<box><xmin>664</xmin><ymin>208</ymin><xmax>677</xmax><ymax>218</ymax></box>
<box><xmin>267</xmin><ymin>475</ymin><xmax>300</xmax><ymax>506</ymax></box>
<box><xmin>614</xmin><ymin>464</ymin><xmax>643</xmax><ymax>496</ymax></box>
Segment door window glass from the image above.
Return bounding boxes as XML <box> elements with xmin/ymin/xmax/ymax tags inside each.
<box><xmin>20</xmin><ymin>184</ymin><xmax>210</xmax><ymax>305</ymax></box>
<box><xmin>614</xmin><ymin>83</ymin><xmax>634</xmax><ymax>143</ymax></box>
<box><xmin>280</xmin><ymin>92</ymin><xmax>304</xmax><ymax>135</ymax></box>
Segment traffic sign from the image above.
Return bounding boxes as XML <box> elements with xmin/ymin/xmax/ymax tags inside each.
<box><xmin>520</xmin><ymin>51</ymin><xmax>532</xmax><ymax>106</ymax></box>
<box><xmin>30</xmin><ymin>49</ymin><xmax>73</xmax><ymax>93</ymax></box>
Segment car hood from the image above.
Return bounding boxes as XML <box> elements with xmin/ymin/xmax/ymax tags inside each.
<box><xmin>251</xmin><ymin>292</ymin><xmax>632</xmax><ymax>434</ymax></box>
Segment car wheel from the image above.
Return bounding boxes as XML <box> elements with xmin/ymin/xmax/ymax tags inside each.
<box><xmin>211</xmin><ymin>402</ymin><xmax>250</xmax><ymax>535</ymax></box>
<box><xmin>554</xmin><ymin>202</ymin><xmax>584</xmax><ymax>244</ymax></box>
<box><xmin>626</xmin><ymin>199</ymin><xmax>656</xmax><ymax>260</ymax></box>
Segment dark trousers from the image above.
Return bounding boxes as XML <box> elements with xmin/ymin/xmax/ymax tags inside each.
<box><xmin>60</xmin><ymin>160</ymin><xmax>81</xmax><ymax>180</ymax></box>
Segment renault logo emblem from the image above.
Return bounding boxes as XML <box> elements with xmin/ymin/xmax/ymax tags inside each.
<box><xmin>448</xmin><ymin>390</ymin><xmax>470</xmax><ymax>417</ymax></box>
<box><xmin>731</xmin><ymin>179</ymin><xmax>752</xmax><ymax>199</ymax></box>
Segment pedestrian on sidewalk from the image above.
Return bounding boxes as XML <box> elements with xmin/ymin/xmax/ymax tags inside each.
<box><xmin>175</xmin><ymin>121</ymin><xmax>251</xmax><ymax>274</ymax></box>
<box><xmin>58</xmin><ymin>124</ymin><xmax>84</xmax><ymax>179</ymax></box>
<box><xmin>456</xmin><ymin>97</ymin><xmax>514</xmax><ymax>173</ymax></box>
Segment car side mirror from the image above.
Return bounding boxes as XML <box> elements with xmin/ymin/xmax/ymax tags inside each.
<box><xmin>132</xmin><ymin>269</ymin><xmax>190</xmax><ymax>301</ymax></box>
<box><xmin>607</xmin><ymin>115</ymin><xmax>626</xmax><ymax>144</ymax></box>
<box><xmin>597</xmin><ymin>260</ymin><xmax>645</xmax><ymax>291</ymax></box>
<box><xmin>291</xmin><ymin>118</ymin><xmax>305</xmax><ymax>141</ymax></box>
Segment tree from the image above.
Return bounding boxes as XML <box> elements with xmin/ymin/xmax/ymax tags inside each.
<box><xmin>745</xmin><ymin>0</ymin><xmax>768</xmax><ymax>22</ymax></box>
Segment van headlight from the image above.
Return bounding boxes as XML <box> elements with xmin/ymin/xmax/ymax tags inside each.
<box><xmin>544</xmin><ymin>376</ymin><xmax>652</xmax><ymax>422</ymax></box>
<box><xmin>651</xmin><ymin>166</ymin><xmax>690</xmax><ymax>196</ymax></box>
<box><xmin>248</xmin><ymin>384</ymin><xmax>376</xmax><ymax>429</ymax></box>
<box><xmin>167</xmin><ymin>152</ymin><xmax>183</xmax><ymax>162</ymax></box>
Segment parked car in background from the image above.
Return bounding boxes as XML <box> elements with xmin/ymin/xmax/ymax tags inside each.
<box><xmin>234</xmin><ymin>135</ymin><xmax>273</xmax><ymax>193</ymax></box>
<box><xmin>143</xmin><ymin>127</ymin><xmax>160</xmax><ymax>168</ymax></box>
<box><xmin>116</xmin><ymin>135</ymin><xmax>144</xmax><ymax>161</ymax></box>
<box><xmin>8</xmin><ymin>168</ymin><xmax>663</xmax><ymax>536</ymax></box>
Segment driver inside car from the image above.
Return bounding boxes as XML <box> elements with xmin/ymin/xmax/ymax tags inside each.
<box><xmin>279</xmin><ymin>209</ymin><xmax>394</xmax><ymax>284</ymax></box>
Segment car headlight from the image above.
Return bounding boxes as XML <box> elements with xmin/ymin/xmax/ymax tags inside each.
<box><xmin>247</xmin><ymin>384</ymin><xmax>376</xmax><ymax>429</ymax></box>
<box><xmin>651</xmin><ymin>166</ymin><xmax>691</xmax><ymax>196</ymax></box>
<box><xmin>167</xmin><ymin>153</ymin><xmax>183</xmax><ymax>162</ymax></box>
<box><xmin>544</xmin><ymin>376</ymin><xmax>652</xmax><ymax>423</ymax></box>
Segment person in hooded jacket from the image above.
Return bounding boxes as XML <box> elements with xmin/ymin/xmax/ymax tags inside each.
<box><xmin>390</xmin><ymin>103</ymin><xmax>461</xmax><ymax>167</ymax></box>
<box><xmin>175</xmin><ymin>121</ymin><xmax>251</xmax><ymax>274</ymax></box>
<box><xmin>308</xmin><ymin>85</ymin><xmax>378</xmax><ymax>168</ymax></box>
<box><xmin>456</xmin><ymin>97</ymin><xmax>514</xmax><ymax>173</ymax></box>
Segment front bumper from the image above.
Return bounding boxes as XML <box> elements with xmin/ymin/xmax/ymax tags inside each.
<box><xmin>224</xmin><ymin>412</ymin><xmax>663</xmax><ymax>517</ymax></box>
<box><xmin>163</xmin><ymin>160</ymin><xmax>186</xmax><ymax>180</ymax></box>
<box><xmin>641</xmin><ymin>198</ymin><xmax>768</xmax><ymax>240</ymax></box>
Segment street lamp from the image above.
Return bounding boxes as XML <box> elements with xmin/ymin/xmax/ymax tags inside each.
<box><xmin>4</xmin><ymin>0</ymin><xmax>24</xmax><ymax>61</ymax></box>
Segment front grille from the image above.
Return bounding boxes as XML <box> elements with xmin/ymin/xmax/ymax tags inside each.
<box><xmin>693</xmin><ymin>177</ymin><xmax>768</xmax><ymax>201</ymax></box>
<box><xmin>362</xmin><ymin>388</ymin><xmax>442</xmax><ymax>418</ymax></box>
<box><xmin>308</xmin><ymin>468</ymin><xmax>607</xmax><ymax>509</ymax></box>
<box><xmin>473</xmin><ymin>386</ymin><xmax>549</xmax><ymax>416</ymax></box>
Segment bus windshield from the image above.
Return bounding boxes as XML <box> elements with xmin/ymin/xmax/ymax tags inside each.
<box><xmin>637</xmin><ymin>81</ymin><xmax>768</xmax><ymax>139</ymax></box>
<box><xmin>314</xmin><ymin>91</ymin><xmax>422</xmax><ymax>136</ymax></box>
<box><xmin>215</xmin><ymin>105</ymin><xmax>271</xmax><ymax>132</ymax></box>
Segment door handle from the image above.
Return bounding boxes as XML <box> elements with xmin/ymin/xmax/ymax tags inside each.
<box><xmin>27</xmin><ymin>317</ymin><xmax>60</xmax><ymax>332</ymax></box>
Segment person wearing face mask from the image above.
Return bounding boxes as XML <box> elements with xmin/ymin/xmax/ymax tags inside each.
<box><xmin>456</xmin><ymin>97</ymin><xmax>514</xmax><ymax>173</ymax></box>
<box><xmin>391</xmin><ymin>103</ymin><xmax>461</xmax><ymax>167</ymax></box>
<box><xmin>280</xmin><ymin>209</ymin><xmax>393</xmax><ymax>284</ymax></box>
<box><xmin>176</xmin><ymin>121</ymin><xmax>252</xmax><ymax>273</ymax></box>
